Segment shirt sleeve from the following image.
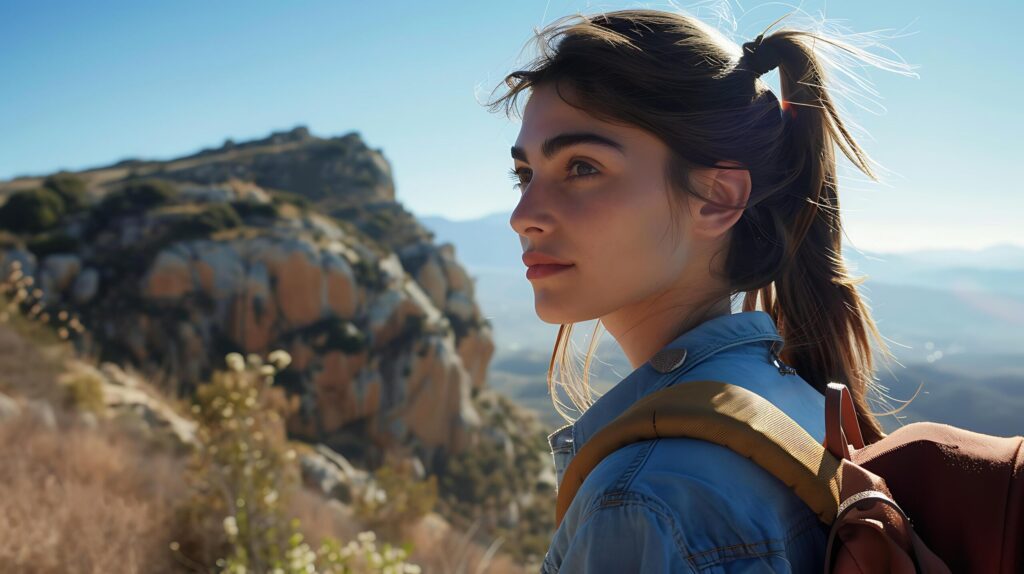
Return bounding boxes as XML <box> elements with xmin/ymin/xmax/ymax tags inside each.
<box><xmin>548</xmin><ymin>494</ymin><xmax>695</xmax><ymax>573</ymax></box>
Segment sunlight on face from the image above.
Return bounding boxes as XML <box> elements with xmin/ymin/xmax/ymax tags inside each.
<box><xmin>509</xmin><ymin>83</ymin><xmax>696</xmax><ymax>325</ymax></box>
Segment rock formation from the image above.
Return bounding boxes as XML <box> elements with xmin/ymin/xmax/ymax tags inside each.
<box><xmin>0</xmin><ymin>127</ymin><xmax>495</xmax><ymax>470</ymax></box>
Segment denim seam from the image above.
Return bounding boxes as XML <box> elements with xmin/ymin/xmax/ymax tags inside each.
<box><xmin>657</xmin><ymin>334</ymin><xmax>783</xmax><ymax>391</ymax></box>
<box><xmin>783</xmin><ymin>510</ymin><xmax>824</xmax><ymax>541</ymax></box>
<box><xmin>611</xmin><ymin>440</ymin><xmax>657</xmax><ymax>493</ymax></box>
<box><xmin>682</xmin><ymin>513</ymin><xmax>819</xmax><ymax>569</ymax></box>
<box><xmin>687</xmin><ymin>333</ymin><xmax>781</xmax><ymax>365</ymax></box>
<box><xmin>540</xmin><ymin>551</ymin><xmax>557</xmax><ymax>574</ymax></box>
<box><xmin>685</xmin><ymin>538</ymin><xmax>785</xmax><ymax>569</ymax></box>
<box><xmin>580</xmin><ymin>490</ymin><xmax>690</xmax><ymax>564</ymax></box>
<box><xmin>577</xmin><ymin>490</ymin><xmax>793</xmax><ymax>571</ymax></box>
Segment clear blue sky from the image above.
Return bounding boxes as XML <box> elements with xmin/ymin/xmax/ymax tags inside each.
<box><xmin>2</xmin><ymin>0</ymin><xmax>1021</xmax><ymax>252</ymax></box>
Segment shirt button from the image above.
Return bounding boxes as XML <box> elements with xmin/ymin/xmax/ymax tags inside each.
<box><xmin>649</xmin><ymin>347</ymin><xmax>687</xmax><ymax>373</ymax></box>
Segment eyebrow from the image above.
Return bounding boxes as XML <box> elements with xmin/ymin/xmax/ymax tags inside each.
<box><xmin>511</xmin><ymin>132</ymin><xmax>625</xmax><ymax>163</ymax></box>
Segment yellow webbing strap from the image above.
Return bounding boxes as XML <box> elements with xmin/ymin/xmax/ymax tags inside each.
<box><xmin>554</xmin><ymin>380</ymin><xmax>842</xmax><ymax>528</ymax></box>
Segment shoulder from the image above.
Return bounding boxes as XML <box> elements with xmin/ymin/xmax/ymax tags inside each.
<box><xmin>553</xmin><ymin>437</ymin><xmax>826</xmax><ymax>571</ymax></box>
<box><xmin>545</xmin><ymin>480</ymin><xmax>693</xmax><ymax>573</ymax></box>
<box><xmin>576</xmin><ymin>436</ymin><xmax>812</xmax><ymax>518</ymax></box>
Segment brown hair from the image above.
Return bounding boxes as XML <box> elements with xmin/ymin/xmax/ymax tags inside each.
<box><xmin>487</xmin><ymin>9</ymin><xmax>917</xmax><ymax>445</ymax></box>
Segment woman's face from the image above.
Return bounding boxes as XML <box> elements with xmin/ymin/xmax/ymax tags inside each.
<box><xmin>509</xmin><ymin>82</ymin><xmax>701</xmax><ymax>326</ymax></box>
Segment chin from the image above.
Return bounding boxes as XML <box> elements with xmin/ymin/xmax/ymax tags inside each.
<box><xmin>534</xmin><ymin>297</ymin><xmax>589</xmax><ymax>325</ymax></box>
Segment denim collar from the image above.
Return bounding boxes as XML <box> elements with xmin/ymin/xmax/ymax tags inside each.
<box><xmin>547</xmin><ymin>310</ymin><xmax>785</xmax><ymax>455</ymax></box>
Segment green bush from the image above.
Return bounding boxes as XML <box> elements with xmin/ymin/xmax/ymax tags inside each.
<box><xmin>353</xmin><ymin>462</ymin><xmax>438</xmax><ymax>542</ymax></box>
<box><xmin>172</xmin><ymin>350</ymin><xmax>302</xmax><ymax>572</ymax></box>
<box><xmin>42</xmin><ymin>173</ymin><xmax>89</xmax><ymax>212</ymax></box>
<box><xmin>58</xmin><ymin>370</ymin><xmax>106</xmax><ymax>414</ymax></box>
<box><xmin>351</xmin><ymin>259</ymin><xmax>384</xmax><ymax>291</ymax></box>
<box><xmin>231</xmin><ymin>200</ymin><xmax>279</xmax><ymax>221</ymax></box>
<box><xmin>27</xmin><ymin>230</ymin><xmax>79</xmax><ymax>258</ymax></box>
<box><xmin>289</xmin><ymin>318</ymin><xmax>367</xmax><ymax>355</ymax></box>
<box><xmin>168</xmin><ymin>203</ymin><xmax>243</xmax><ymax>239</ymax></box>
<box><xmin>175</xmin><ymin>350</ymin><xmax>422</xmax><ymax>574</ymax></box>
<box><xmin>99</xmin><ymin>179</ymin><xmax>179</xmax><ymax>215</ymax></box>
<box><xmin>0</xmin><ymin>187</ymin><xmax>66</xmax><ymax>233</ymax></box>
<box><xmin>269</xmin><ymin>190</ymin><xmax>311</xmax><ymax>210</ymax></box>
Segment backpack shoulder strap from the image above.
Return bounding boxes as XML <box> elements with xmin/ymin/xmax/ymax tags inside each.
<box><xmin>554</xmin><ymin>380</ymin><xmax>842</xmax><ymax>528</ymax></box>
<box><xmin>825</xmin><ymin>381</ymin><xmax>866</xmax><ymax>459</ymax></box>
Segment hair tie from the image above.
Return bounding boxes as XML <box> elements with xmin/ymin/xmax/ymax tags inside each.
<box><xmin>740</xmin><ymin>33</ymin><xmax>781</xmax><ymax>77</ymax></box>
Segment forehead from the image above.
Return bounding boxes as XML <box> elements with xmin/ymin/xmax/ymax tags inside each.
<box><xmin>519</xmin><ymin>83</ymin><xmax>595</xmax><ymax>129</ymax></box>
<box><xmin>515</xmin><ymin>83</ymin><xmax>654</xmax><ymax>152</ymax></box>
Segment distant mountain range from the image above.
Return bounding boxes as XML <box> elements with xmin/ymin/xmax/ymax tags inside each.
<box><xmin>420</xmin><ymin>212</ymin><xmax>1024</xmax><ymax>437</ymax></box>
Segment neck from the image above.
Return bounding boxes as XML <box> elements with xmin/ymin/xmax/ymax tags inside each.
<box><xmin>601</xmin><ymin>293</ymin><xmax>732</xmax><ymax>370</ymax></box>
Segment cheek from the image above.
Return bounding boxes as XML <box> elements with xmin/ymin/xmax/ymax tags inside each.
<box><xmin>590</xmin><ymin>199</ymin><xmax>682</xmax><ymax>289</ymax></box>
<box><xmin>536</xmin><ymin>179</ymin><xmax>688</xmax><ymax>317</ymax></box>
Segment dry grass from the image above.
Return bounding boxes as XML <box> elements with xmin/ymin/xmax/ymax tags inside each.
<box><xmin>0</xmin><ymin>409</ymin><xmax>188</xmax><ymax>574</ymax></box>
<box><xmin>0</xmin><ymin>320</ymin><xmax>541</xmax><ymax>573</ymax></box>
<box><xmin>288</xmin><ymin>486</ymin><xmax>364</xmax><ymax>547</ymax></box>
<box><xmin>0</xmin><ymin>322</ymin><xmax>68</xmax><ymax>403</ymax></box>
<box><xmin>400</xmin><ymin>514</ymin><xmax>534</xmax><ymax>574</ymax></box>
<box><xmin>285</xmin><ymin>481</ymin><xmax>534</xmax><ymax>573</ymax></box>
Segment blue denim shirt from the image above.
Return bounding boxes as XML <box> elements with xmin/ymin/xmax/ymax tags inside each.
<box><xmin>542</xmin><ymin>310</ymin><xmax>829</xmax><ymax>573</ymax></box>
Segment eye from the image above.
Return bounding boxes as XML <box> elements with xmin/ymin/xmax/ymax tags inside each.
<box><xmin>508</xmin><ymin>166</ymin><xmax>531</xmax><ymax>191</ymax></box>
<box><xmin>507</xmin><ymin>159</ymin><xmax>600</xmax><ymax>192</ymax></box>
<box><xmin>568</xmin><ymin>159</ymin><xmax>600</xmax><ymax>179</ymax></box>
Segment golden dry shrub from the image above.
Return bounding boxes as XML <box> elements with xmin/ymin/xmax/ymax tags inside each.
<box><xmin>0</xmin><ymin>410</ymin><xmax>186</xmax><ymax>574</ymax></box>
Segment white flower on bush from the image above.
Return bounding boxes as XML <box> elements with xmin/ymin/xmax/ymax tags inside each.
<box><xmin>362</xmin><ymin>485</ymin><xmax>387</xmax><ymax>506</ymax></box>
<box><xmin>268</xmin><ymin>349</ymin><xmax>292</xmax><ymax>370</ymax></box>
<box><xmin>286</xmin><ymin>542</ymin><xmax>317</xmax><ymax>573</ymax></box>
<box><xmin>223</xmin><ymin>515</ymin><xmax>239</xmax><ymax>539</ymax></box>
<box><xmin>264</xmin><ymin>489</ymin><xmax>278</xmax><ymax>505</ymax></box>
<box><xmin>225</xmin><ymin>352</ymin><xmax>245</xmax><ymax>373</ymax></box>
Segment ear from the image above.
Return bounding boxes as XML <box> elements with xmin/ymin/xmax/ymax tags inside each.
<box><xmin>688</xmin><ymin>160</ymin><xmax>751</xmax><ymax>240</ymax></box>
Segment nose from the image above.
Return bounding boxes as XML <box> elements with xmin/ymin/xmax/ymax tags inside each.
<box><xmin>509</xmin><ymin>183</ymin><xmax>551</xmax><ymax>238</ymax></box>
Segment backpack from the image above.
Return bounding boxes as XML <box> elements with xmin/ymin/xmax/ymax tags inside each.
<box><xmin>554</xmin><ymin>380</ymin><xmax>1024</xmax><ymax>573</ymax></box>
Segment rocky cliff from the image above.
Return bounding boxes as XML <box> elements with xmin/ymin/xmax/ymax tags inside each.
<box><xmin>0</xmin><ymin>126</ymin><xmax>496</xmax><ymax>470</ymax></box>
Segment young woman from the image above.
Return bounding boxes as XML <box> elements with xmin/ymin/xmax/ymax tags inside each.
<box><xmin>487</xmin><ymin>8</ymin><xmax>913</xmax><ymax>573</ymax></box>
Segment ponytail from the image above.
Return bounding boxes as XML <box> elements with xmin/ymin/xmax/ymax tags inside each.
<box><xmin>738</xmin><ymin>28</ymin><xmax>909</xmax><ymax>444</ymax></box>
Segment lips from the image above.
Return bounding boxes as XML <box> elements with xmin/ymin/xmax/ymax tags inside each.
<box><xmin>522</xmin><ymin>251</ymin><xmax>574</xmax><ymax>281</ymax></box>
<box><xmin>525</xmin><ymin>263</ymin><xmax>573</xmax><ymax>280</ymax></box>
<box><xmin>522</xmin><ymin>251</ymin><xmax>573</xmax><ymax>267</ymax></box>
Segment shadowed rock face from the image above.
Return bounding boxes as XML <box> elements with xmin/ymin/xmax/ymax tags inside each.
<box><xmin>0</xmin><ymin>127</ymin><xmax>495</xmax><ymax>470</ymax></box>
